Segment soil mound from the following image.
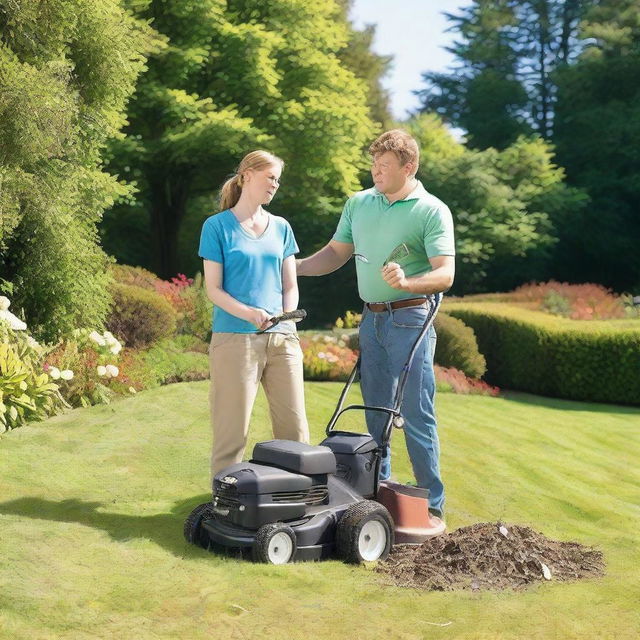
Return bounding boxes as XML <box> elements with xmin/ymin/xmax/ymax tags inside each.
<box><xmin>377</xmin><ymin>522</ymin><xmax>604</xmax><ymax>591</ymax></box>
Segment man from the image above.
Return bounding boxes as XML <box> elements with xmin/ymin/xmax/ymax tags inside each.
<box><xmin>296</xmin><ymin>129</ymin><xmax>455</xmax><ymax>520</ymax></box>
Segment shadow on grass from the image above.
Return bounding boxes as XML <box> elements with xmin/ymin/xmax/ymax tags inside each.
<box><xmin>0</xmin><ymin>494</ymin><xmax>216</xmax><ymax>557</ymax></box>
<box><xmin>500</xmin><ymin>390</ymin><xmax>640</xmax><ymax>415</ymax></box>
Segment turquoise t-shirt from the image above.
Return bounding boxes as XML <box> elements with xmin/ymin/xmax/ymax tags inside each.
<box><xmin>199</xmin><ymin>209</ymin><xmax>299</xmax><ymax>333</ymax></box>
<box><xmin>333</xmin><ymin>181</ymin><xmax>455</xmax><ymax>302</ymax></box>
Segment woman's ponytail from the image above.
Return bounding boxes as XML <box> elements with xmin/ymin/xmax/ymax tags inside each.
<box><xmin>219</xmin><ymin>174</ymin><xmax>243</xmax><ymax>210</ymax></box>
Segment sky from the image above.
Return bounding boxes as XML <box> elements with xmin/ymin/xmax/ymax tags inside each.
<box><xmin>350</xmin><ymin>0</ymin><xmax>472</xmax><ymax>120</ymax></box>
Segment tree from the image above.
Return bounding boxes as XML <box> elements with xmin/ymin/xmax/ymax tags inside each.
<box><xmin>417</xmin><ymin>0</ymin><xmax>592</xmax><ymax>148</ymax></box>
<box><xmin>551</xmin><ymin>0</ymin><xmax>640</xmax><ymax>290</ymax></box>
<box><xmin>407</xmin><ymin>114</ymin><xmax>585</xmax><ymax>292</ymax></box>
<box><xmin>104</xmin><ymin>0</ymin><xmax>376</xmax><ymax>285</ymax></box>
<box><xmin>0</xmin><ymin>0</ymin><xmax>157</xmax><ymax>340</ymax></box>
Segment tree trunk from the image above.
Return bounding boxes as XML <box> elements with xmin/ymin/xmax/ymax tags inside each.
<box><xmin>149</xmin><ymin>172</ymin><xmax>191</xmax><ymax>279</ymax></box>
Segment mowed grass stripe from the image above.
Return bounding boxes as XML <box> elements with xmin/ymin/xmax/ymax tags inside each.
<box><xmin>0</xmin><ymin>381</ymin><xmax>638</xmax><ymax>640</ymax></box>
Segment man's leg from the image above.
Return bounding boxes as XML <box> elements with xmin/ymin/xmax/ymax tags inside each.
<box><xmin>385</xmin><ymin>311</ymin><xmax>444</xmax><ymax>515</ymax></box>
<box><xmin>359</xmin><ymin>307</ymin><xmax>395</xmax><ymax>480</ymax></box>
<box><xmin>261</xmin><ymin>333</ymin><xmax>309</xmax><ymax>444</ymax></box>
<box><xmin>209</xmin><ymin>334</ymin><xmax>265</xmax><ymax>477</ymax></box>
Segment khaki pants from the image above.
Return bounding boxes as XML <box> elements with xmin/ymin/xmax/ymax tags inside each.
<box><xmin>209</xmin><ymin>332</ymin><xmax>309</xmax><ymax>477</ymax></box>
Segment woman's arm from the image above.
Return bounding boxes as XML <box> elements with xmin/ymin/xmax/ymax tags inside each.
<box><xmin>203</xmin><ymin>259</ymin><xmax>270</xmax><ymax>329</ymax></box>
<box><xmin>282</xmin><ymin>255</ymin><xmax>299</xmax><ymax>313</ymax></box>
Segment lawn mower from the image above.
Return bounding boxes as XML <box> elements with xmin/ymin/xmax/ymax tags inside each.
<box><xmin>184</xmin><ymin>296</ymin><xmax>445</xmax><ymax>564</ymax></box>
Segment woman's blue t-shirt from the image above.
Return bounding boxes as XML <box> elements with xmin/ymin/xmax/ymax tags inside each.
<box><xmin>198</xmin><ymin>209</ymin><xmax>299</xmax><ymax>333</ymax></box>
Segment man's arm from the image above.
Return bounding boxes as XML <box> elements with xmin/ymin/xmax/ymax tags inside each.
<box><xmin>296</xmin><ymin>240</ymin><xmax>354</xmax><ymax>276</ymax></box>
<box><xmin>381</xmin><ymin>255</ymin><xmax>455</xmax><ymax>294</ymax></box>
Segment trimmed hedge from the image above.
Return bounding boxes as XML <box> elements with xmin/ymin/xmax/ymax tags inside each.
<box><xmin>444</xmin><ymin>302</ymin><xmax>640</xmax><ymax>405</ymax></box>
<box><xmin>434</xmin><ymin>312</ymin><xmax>486</xmax><ymax>378</ymax></box>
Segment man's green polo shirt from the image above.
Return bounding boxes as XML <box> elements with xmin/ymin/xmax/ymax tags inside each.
<box><xmin>333</xmin><ymin>180</ymin><xmax>455</xmax><ymax>303</ymax></box>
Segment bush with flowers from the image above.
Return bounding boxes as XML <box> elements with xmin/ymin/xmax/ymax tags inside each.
<box><xmin>300</xmin><ymin>333</ymin><xmax>358</xmax><ymax>381</ymax></box>
<box><xmin>44</xmin><ymin>328</ymin><xmax>133</xmax><ymax>408</ymax></box>
<box><xmin>434</xmin><ymin>365</ymin><xmax>500</xmax><ymax>396</ymax></box>
<box><xmin>0</xmin><ymin>296</ymin><xmax>66</xmax><ymax>432</ymax></box>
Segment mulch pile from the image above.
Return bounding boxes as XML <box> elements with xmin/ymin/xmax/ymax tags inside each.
<box><xmin>377</xmin><ymin>522</ymin><xmax>605</xmax><ymax>591</ymax></box>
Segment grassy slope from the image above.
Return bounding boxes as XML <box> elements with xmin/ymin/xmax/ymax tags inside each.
<box><xmin>0</xmin><ymin>382</ymin><xmax>639</xmax><ymax>640</ymax></box>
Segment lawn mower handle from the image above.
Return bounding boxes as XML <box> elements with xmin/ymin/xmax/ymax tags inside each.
<box><xmin>325</xmin><ymin>293</ymin><xmax>442</xmax><ymax>447</ymax></box>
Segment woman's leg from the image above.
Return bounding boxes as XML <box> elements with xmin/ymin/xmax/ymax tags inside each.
<box><xmin>261</xmin><ymin>333</ymin><xmax>309</xmax><ymax>444</ymax></box>
<box><xmin>209</xmin><ymin>333</ymin><xmax>266</xmax><ymax>477</ymax></box>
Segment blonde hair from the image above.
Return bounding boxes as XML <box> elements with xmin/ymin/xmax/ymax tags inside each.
<box><xmin>219</xmin><ymin>150</ymin><xmax>285</xmax><ymax>210</ymax></box>
<box><xmin>369</xmin><ymin>129</ymin><xmax>419</xmax><ymax>172</ymax></box>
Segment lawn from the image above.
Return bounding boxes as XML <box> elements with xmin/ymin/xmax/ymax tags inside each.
<box><xmin>1</xmin><ymin>382</ymin><xmax>639</xmax><ymax>639</ymax></box>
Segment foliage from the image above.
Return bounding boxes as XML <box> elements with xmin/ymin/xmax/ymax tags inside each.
<box><xmin>407</xmin><ymin>114</ymin><xmax>586</xmax><ymax>293</ymax></box>
<box><xmin>417</xmin><ymin>0</ymin><xmax>594</xmax><ymax>147</ymax></box>
<box><xmin>0</xmin><ymin>319</ymin><xmax>65</xmax><ymax>431</ymax></box>
<box><xmin>512</xmin><ymin>281</ymin><xmax>627</xmax><ymax>320</ymax></box>
<box><xmin>104</xmin><ymin>0</ymin><xmax>376</xmax><ymax>281</ymax></box>
<box><xmin>140</xmin><ymin>336</ymin><xmax>210</xmax><ymax>387</ymax></box>
<box><xmin>433</xmin><ymin>313</ymin><xmax>486</xmax><ymax>378</ymax></box>
<box><xmin>44</xmin><ymin>328</ymin><xmax>129</xmax><ymax>408</ymax></box>
<box><xmin>0</xmin><ymin>0</ymin><xmax>160</xmax><ymax>341</ymax></box>
<box><xmin>445</xmin><ymin>301</ymin><xmax>640</xmax><ymax>404</ymax></box>
<box><xmin>110</xmin><ymin>264</ymin><xmax>161</xmax><ymax>291</ymax></box>
<box><xmin>106</xmin><ymin>283</ymin><xmax>177</xmax><ymax>348</ymax></box>
<box><xmin>300</xmin><ymin>334</ymin><xmax>358</xmax><ymax>381</ymax></box>
<box><xmin>334</xmin><ymin>310</ymin><xmax>362</xmax><ymax>330</ymax></box>
<box><xmin>551</xmin><ymin>0</ymin><xmax>640</xmax><ymax>292</ymax></box>
<box><xmin>434</xmin><ymin>365</ymin><xmax>499</xmax><ymax>396</ymax></box>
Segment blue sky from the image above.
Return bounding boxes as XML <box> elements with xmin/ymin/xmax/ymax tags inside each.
<box><xmin>350</xmin><ymin>0</ymin><xmax>471</xmax><ymax>120</ymax></box>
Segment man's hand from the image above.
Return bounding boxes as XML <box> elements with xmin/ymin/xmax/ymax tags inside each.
<box><xmin>245</xmin><ymin>307</ymin><xmax>271</xmax><ymax>331</ymax></box>
<box><xmin>381</xmin><ymin>262</ymin><xmax>408</xmax><ymax>290</ymax></box>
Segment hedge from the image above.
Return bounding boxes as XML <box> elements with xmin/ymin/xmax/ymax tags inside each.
<box><xmin>444</xmin><ymin>302</ymin><xmax>640</xmax><ymax>405</ymax></box>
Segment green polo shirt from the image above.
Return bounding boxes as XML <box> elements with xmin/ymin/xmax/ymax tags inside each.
<box><xmin>333</xmin><ymin>181</ymin><xmax>455</xmax><ymax>303</ymax></box>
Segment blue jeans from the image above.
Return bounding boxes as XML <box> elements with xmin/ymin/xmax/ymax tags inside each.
<box><xmin>359</xmin><ymin>305</ymin><xmax>444</xmax><ymax>514</ymax></box>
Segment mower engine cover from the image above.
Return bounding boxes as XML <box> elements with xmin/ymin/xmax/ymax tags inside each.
<box><xmin>212</xmin><ymin>441</ymin><xmax>337</xmax><ymax>530</ymax></box>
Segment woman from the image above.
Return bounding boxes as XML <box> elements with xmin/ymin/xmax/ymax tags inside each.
<box><xmin>199</xmin><ymin>150</ymin><xmax>309</xmax><ymax>477</ymax></box>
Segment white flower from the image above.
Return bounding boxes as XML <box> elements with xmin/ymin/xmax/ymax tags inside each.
<box><xmin>88</xmin><ymin>330</ymin><xmax>107</xmax><ymax>347</ymax></box>
<box><xmin>27</xmin><ymin>336</ymin><xmax>39</xmax><ymax>349</ymax></box>
<box><xmin>128</xmin><ymin>387</ymin><xmax>137</xmax><ymax>394</ymax></box>
<box><xmin>103</xmin><ymin>331</ymin><xmax>114</xmax><ymax>339</ymax></box>
<box><xmin>109</xmin><ymin>342</ymin><xmax>122</xmax><ymax>355</ymax></box>
<box><xmin>60</xmin><ymin>369</ymin><xmax>74</xmax><ymax>381</ymax></box>
<box><xmin>0</xmin><ymin>296</ymin><xmax>10</xmax><ymax>311</ymax></box>
<box><xmin>49</xmin><ymin>367</ymin><xmax>61</xmax><ymax>380</ymax></box>
<box><xmin>105</xmin><ymin>364</ymin><xmax>119</xmax><ymax>378</ymax></box>
<box><xmin>317</xmin><ymin>352</ymin><xmax>326</xmax><ymax>359</ymax></box>
<box><xmin>0</xmin><ymin>309</ymin><xmax>26</xmax><ymax>330</ymax></box>
<box><xmin>96</xmin><ymin>365</ymin><xmax>107</xmax><ymax>377</ymax></box>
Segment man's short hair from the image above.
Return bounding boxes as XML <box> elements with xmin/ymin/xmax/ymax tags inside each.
<box><xmin>369</xmin><ymin>129</ymin><xmax>419</xmax><ymax>169</ymax></box>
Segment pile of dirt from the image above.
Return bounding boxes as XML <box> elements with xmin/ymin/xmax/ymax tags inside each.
<box><xmin>377</xmin><ymin>522</ymin><xmax>605</xmax><ymax>591</ymax></box>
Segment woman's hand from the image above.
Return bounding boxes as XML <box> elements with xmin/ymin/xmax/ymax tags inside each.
<box><xmin>245</xmin><ymin>307</ymin><xmax>272</xmax><ymax>331</ymax></box>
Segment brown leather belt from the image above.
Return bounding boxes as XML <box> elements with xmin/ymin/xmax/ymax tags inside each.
<box><xmin>366</xmin><ymin>297</ymin><xmax>427</xmax><ymax>312</ymax></box>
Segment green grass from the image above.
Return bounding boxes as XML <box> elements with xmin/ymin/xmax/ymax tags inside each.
<box><xmin>1</xmin><ymin>383</ymin><xmax>639</xmax><ymax>639</ymax></box>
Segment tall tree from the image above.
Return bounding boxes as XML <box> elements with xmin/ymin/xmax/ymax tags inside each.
<box><xmin>0</xmin><ymin>0</ymin><xmax>156</xmax><ymax>340</ymax></box>
<box><xmin>552</xmin><ymin>0</ymin><xmax>640</xmax><ymax>290</ymax></box>
<box><xmin>418</xmin><ymin>0</ymin><xmax>591</xmax><ymax>148</ymax></box>
<box><xmin>105</xmin><ymin>0</ymin><xmax>375</xmax><ymax>280</ymax></box>
<box><xmin>408</xmin><ymin>113</ymin><xmax>585</xmax><ymax>293</ymax></box>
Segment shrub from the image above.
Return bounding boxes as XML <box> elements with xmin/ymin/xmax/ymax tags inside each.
<box><xmin>434</xmin><ymin>365</ymin><xmax>499</xmax><ymax>396</ymax></box>
<box><xmin>433</xmin><ymin>312</ymin><xmax>486</xmax><ymax>378</ymax></box>
<box><xmin>107</xmin><ymin>283</ymin><xmax>177</xmax><ymax>348</ymax></box>
<box><xmin>0</xmin><ymin>319</ymin><xmax>66</xmax><ymax>431</ymax></box>
<box><xmin>334</xmin><ymin>310</ymin><xmax>362</xmax><ymax>329</ymax></box>
<box><xmin>511</xmin><ymin>281</ymin><xmax>627</xmax><ymax>320</ymax></box>
<box><xmin>445</xmin><ymin>302</ymin><xmax>640</xmax><ymax>404</ymax></box>
<box><xmin>44</xmin><ymin>329</ymin><xmax>128</xmax><ymax>408</ymax></box>
<box><xmin>110</xmin><ymin>264</ymin><xmax>160</xmax><ymax>291</ymax></box>
<box><xmin>155</xmin><ymin>272</ymin><xmax>212</xmax><ymax>340</ymax></box>
<box><xmin>300</xmin><ymin>334</ymin><xmax>358</xmax><ymax>381</ymax></box>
